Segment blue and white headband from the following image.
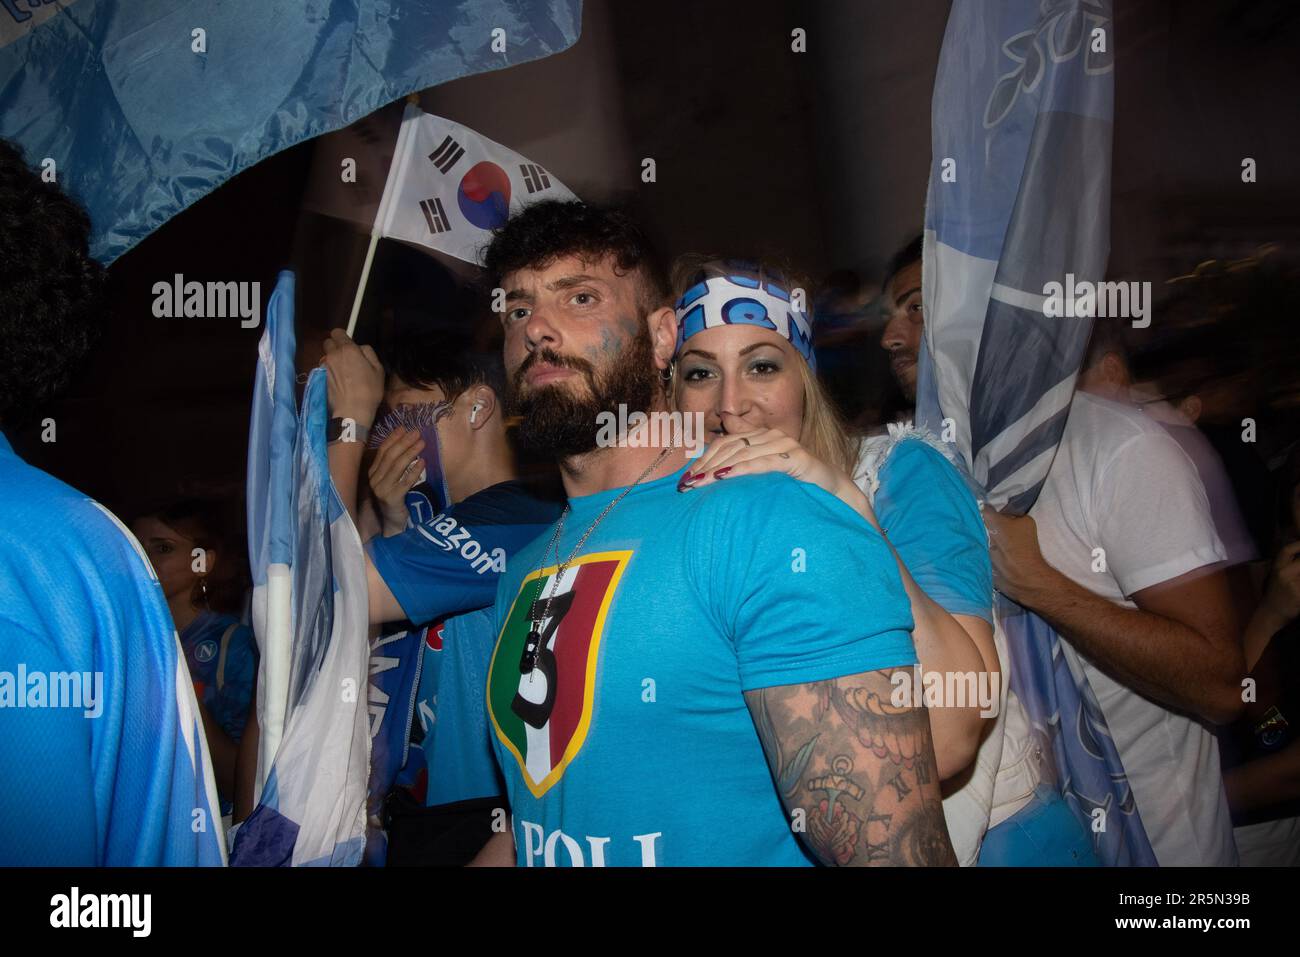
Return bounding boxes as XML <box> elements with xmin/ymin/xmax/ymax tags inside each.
<box><xmin>673</xmin><ymin>268</ymin><xmax>816</xmax><ymax>370</ymax></box>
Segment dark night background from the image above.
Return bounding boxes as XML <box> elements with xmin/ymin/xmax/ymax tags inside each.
<box><xmin>9</xmin><ymin>0</ymin><xmax>1300</xmax><ymax>531</ymax></box>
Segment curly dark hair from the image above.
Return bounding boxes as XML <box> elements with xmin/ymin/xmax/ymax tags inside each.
<box><xmin>481</xmin><ymin>200</ymin><xmax>670</xmax><ymax>315</ymax></box>
<box><xmin>0</xmin><ymin>138</ymin><xmax>106</xmax><ymax>429</ymax></box>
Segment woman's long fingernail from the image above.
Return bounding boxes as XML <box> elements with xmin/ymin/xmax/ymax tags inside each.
<box><xmin>713</xmin><ymin>467</ymin><xmax>733</xmax><ymax>479</ymax></box>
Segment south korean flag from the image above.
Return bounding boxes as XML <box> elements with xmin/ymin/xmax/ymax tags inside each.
<box><xmin>375</xmin><ymin>105</ymin><xmax>578</xmax><ymax>265</ymax></box>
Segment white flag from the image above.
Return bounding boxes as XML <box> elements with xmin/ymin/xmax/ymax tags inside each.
<box><xmin>375</xmin><ymin>105</ymin><xmax>577</xmax><ymax>265</ymax></box>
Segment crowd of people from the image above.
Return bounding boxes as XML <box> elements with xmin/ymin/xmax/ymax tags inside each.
<box><xmin>3</xmin><ymin>136</ymin><xmax>1298</xmax><ymax>866</ymax></box>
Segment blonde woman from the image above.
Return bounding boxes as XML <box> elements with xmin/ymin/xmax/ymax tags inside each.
<box><xmin>671</xmin><ymin>258</ymin><xmax>1000</xmax><ymax>861</ymax></box>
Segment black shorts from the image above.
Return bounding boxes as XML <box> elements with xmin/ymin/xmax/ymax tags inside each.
<box><xmin>382</xmin><ymin>790</ymin><xmax>505</xmax><ymax>867</ymax></box>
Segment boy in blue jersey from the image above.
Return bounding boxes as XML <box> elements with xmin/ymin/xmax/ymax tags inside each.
<box><xmin>476</xmin><ymin>201</ymin><xmax>956</xmax><ymax>866</ymax></box>
<box><xmin>321</xmin><ymin>328</ymin><xmax>562</xmax><ymax>865</ymax></box>
<box><xmin>0</xmin><ymin>138</ymin><xmax>225</xmax><ymax>866</ymax></box>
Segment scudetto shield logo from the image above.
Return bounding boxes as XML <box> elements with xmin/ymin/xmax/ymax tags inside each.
<box><xmin>488</xmin><ymin>551</ymin><xmax>630</xmax><ymax>797</ymax></box>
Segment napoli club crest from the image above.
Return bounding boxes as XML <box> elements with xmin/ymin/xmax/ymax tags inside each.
<box><xmin>488</xmin><ymin>551</ymin><xmax>630</xmax><ymax>797</ymax></box>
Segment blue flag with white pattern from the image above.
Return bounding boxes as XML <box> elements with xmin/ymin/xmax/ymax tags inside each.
<box><xmin>0</xmin><ymin>0</ymin><xmax>583</xmax><ymax>263</ymax></box>
<box><xmin>917</xmin><ymin>0</ymin><xmax>1156</xmax><ymax>865</ymax></box>
<box><xmin>232</xmin><ymin>271</ymin><xmax>371</xmax><ymax>866</ymax></box>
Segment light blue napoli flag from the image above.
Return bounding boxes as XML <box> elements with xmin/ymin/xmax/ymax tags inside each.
<box><xmin>917</xmin><ymin>0</ymin><xmax>1156</xmax><ymax>865</ymax></box>
<box><xmin>232</xmin><ymin>271</ymin><xmax>371</xmax><ymax>866</ymax></box>
<box><xmin>0</xmin><ymin>0</ymin><xmax>583</xmax><ymax>263</ymax></box>
<box><xmin>243</xmin><ymin>270</ymin><xmax>298</xmax><ymax>816</ymax></box>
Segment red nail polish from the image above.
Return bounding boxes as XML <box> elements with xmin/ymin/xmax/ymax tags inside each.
<box><xmin>713</xmin><ymin>467</ymin><xmax>732</xmax><ymax>479</ymax></box>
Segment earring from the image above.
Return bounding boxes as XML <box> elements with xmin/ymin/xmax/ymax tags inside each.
<box><xmin>659</xmin><ymin>361</ymin><xmax>675</xmax><ymax>385</ymax></box>
<box><xmin>199</xmin><ymin>577</ymin><xmax>210</xmax><ymax>607</ymax></box>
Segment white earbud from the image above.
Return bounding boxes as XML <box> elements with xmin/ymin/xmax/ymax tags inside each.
<box><xmin>469</xmin><ymin>403</ymin><xmax>482</xmax><ymax>424</ymax></box>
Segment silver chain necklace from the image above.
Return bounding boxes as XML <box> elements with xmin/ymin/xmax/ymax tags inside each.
<box><xmin>519</xmin><ymin>446</ymin><xmax>674</xmax><ymax>675</ymax></box>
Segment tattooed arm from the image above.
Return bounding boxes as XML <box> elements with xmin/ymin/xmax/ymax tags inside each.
<box><xmin>745</xmin><ymin>669</ymin><xmax>957</xmax><ymax>866</ymax></box>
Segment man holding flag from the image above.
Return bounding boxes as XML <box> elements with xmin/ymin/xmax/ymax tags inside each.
<box><xmin>918</xmin><ymin>0</ymin><xmax>1243</xmax><ymax>866</ymax></box>
<box><xmin>231</xmin><ymin>68</ymin><xmax>582</xmax><ymax>865</ymax></box>
<box><xmin>983</xmin><ymin>340</ymin><xmax>1245</xmax><ymax>866</ymax></box>
<box><xmin>318</xmin><ymin>326</ymin><xmax>562</xmax><ymax>865</ymax></box>
<box><xmin>883</xmin><ymin>231</ymin><xmax>1242</xmax><ymax>866</ymax></box>
<box><xmin>305</xmin><ymin>83</ymin><xmax>581</xmax><ymax>862</ymax></box>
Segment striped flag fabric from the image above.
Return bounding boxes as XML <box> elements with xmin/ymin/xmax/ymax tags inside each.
<box><xmin>0</xmin><ymin>0</ymin><xmax>583</xmax><ymax>263</ymax></box>
<box><xmin>243</xmin><ymin>271</ymin><xmax>298</xmax><ymax>796</ymax></box>
<box><xmin>373</xmin><ymin>105</ymin><xmax>578</xmax><ymax>265</ymax></box>
<box><xmin>232</xmin><ymin>271</ymin><xmax>371</xmax><ymax>866</ymax></box>
<box><xmin>918</xmin><ymin>0</ymin><xmax>1156</xmax><ymax>865</ymax></box>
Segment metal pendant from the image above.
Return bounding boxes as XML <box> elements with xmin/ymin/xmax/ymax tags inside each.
<box><xmin>519</xmin><ymin>627</ymin><xmax>542</xmax><ymax>674</ymax></box>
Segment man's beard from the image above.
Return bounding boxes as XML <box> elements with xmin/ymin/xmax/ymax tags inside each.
<box><xmin>505</xmin><ymin>321</ymin><xmax>660</xmax><ymax>457</ymax></box>
<box><xmin>890</xmin><ymin>350</ymin><xmax>918</xmax><ymax>403</ymax></box>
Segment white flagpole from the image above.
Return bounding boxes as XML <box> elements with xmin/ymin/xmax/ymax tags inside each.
<box><xmin>344</xmin><ymin>94</ymin><xmax>421</xmax><ymax>338</ymax></box>
<box><xmin>257</xmin><ymin>563</ymin><xmax>293</xmax><ymax>801</ymax></box>
<box><xmin>343</xmin><ymin>234</ymin><xmax>381</xmax><ymax>339</ymax></box>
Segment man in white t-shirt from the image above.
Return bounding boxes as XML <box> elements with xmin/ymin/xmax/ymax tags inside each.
<box><xmin>882</xmin><ymin>236</ymin><xmax>1084</xmax><ymax>863</ymax></box>
<box><xmin>984</xmin><ymin>328</ymin><xmax>1246</xmax><ymax>866</ymax></box>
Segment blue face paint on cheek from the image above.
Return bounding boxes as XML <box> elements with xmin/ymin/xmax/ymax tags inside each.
<box><xmin>586</xmin><ymin>323</ymin><xmax>621</xmax><ymax>361</ymax></box>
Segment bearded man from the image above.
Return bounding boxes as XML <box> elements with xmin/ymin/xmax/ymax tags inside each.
<box><xmin>477</xmin><ymin>201</ymin><xmax>955</xmax><ymax>866</ymax></box>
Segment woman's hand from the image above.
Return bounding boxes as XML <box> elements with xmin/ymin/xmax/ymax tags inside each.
<box><xmin>368</xmin><ymin>428</ymin><xmax>426</xmax><ymax>535</ymax></box>
<box><xmin>678</xmin><ymin>428</ymin><xmax>872</xmax><ymax>522</ymax></box>
<box><xmin>677</xmin><ymin>427</ymin><xmax>836</xmax><ymax>489</ymax></box>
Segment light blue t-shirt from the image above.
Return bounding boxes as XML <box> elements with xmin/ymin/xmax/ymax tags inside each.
<box><xmin>863</xmin><ymin>436</ymin><xmax>993</xmax><ymax>623</ymax></box>
<box><xmin>412</xmin><ymin>607</ymin><xmax>505</xmax><ymax>807</ymax></box>
<box><xmin>487</xmin><ymin>464</ymin><xmax>916</xmax><ymax>867</ymax></box>
<box><xmin>0</xmin><ymin>432</ymin><xmax>225</xmax><ymax>866</ymax></box>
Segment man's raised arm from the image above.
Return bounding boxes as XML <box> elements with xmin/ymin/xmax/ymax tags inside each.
<box><xmin>746</xmin><ymin>668</ymin><xmax>957</xmax><ymax>866</ymax></box>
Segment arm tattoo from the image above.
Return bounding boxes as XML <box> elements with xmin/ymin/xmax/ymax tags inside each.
<box><xmin>747</xmin><ymin>670</ymin><xmax>957</xmax><ymax>866</ymax></box>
